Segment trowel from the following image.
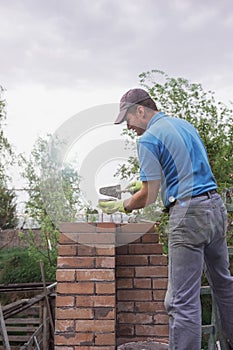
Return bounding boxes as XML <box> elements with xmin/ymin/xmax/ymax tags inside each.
<box><xmin>99</xmin><ymin>184</ymin><xmax>133</xmax><ymax>199</ymax></box>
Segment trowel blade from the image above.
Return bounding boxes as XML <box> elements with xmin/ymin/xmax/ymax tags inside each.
<box><xmin>99</xmin><ymin>184</ymin><xmax>122</xmax><ymax>199</ymax></box>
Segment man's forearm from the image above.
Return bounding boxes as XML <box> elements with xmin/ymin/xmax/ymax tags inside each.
<box><xmin>123</xmin><ymin>180</ymin><xmax>160</xmax><ymax>212</ymax></box>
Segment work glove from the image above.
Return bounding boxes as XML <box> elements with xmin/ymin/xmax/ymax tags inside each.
<box><xmin>98</xmin><ymin>200</ymin><xmax>129</xmax><ymax>214</ymax></box>
<box><xmin>126</xmin><ymin>180</ymin><xmax>142</xmax><ymax>194</ymax></box>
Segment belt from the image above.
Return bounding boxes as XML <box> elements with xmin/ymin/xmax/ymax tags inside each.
<box><xmin>166</xmin><ymin>189</ymin><xmax>218</xmax><ymax>211</ymax></box>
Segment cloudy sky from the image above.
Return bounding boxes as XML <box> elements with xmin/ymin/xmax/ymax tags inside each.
<box><xmin>0</xmin><ymin>0</ymin><xmax>232</xmax><ymax>165</ymax></box>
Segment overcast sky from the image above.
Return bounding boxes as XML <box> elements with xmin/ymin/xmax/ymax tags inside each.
<box><xmin>0</xmin><ymin>0</ymin><xmax>232</xmax><ymax>172</ymax></box>
<box><xmin>1</xmin><ymin>0</ymin><xmax>233</xmax><ymax>154</ymax></box>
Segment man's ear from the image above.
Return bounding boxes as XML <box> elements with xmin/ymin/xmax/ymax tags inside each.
<box><xmin>137</xmin><ymin>105</ymin><xmax>145</xmax><ymax>118</ymax></box>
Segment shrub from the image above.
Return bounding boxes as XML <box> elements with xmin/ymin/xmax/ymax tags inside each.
<box><xmin>0</xmin><ymin>247</ymin><xmax>56</xmax><ymax>284</ymax></box>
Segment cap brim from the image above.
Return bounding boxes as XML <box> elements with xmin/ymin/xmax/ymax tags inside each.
<box><xmin>114</xmin><ymin>109</ymin><xmax>127</xmax><ymax>124</ymax></box>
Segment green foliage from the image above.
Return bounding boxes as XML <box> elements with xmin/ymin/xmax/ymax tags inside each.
<box><xmin>0</xmin><ymin>86</ymin><xmax>18</xmax><ymax>229</ymax></box>
<box><xmin>0</xmin><ymin>186</ymin><xmax>18</xmax><ymax>229</ymax></box>
<box><xmin>20</xmin><ymin>136</ymin><xmax>82</xmax><ymax>225</ymax></box>
<box><xmin>115</xmin><ymin>69</ymin><xmax>233</xmax><ymax>253</ymax></box>
<box><xmin>139</xmin><ymin>69</ymin><xmax>233</xmax><ymax>187</ymax></box>
<box><xmin>19</xmin><ymin>135</ymin><xmax>82</xmax><ymax>273</ymax></box>
<box><xmin>0</xmin><ymin>86</ymin><xmax>14</xmax><ymax>183</ymax></box>
<box><xmin>0</xmin><ymin>247</ymin><xmax>56</xmax><ymax>284</ymax></box>
<box><xmin>117</xmin><ymin>69</ymin><xmax>233</xmax><ymax>187</ymax></box>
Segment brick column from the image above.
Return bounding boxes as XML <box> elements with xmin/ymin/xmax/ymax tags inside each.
<box><xmin>116</xmin><ymin>223</ymin><xmax>169</xmax><ymax>346</ymax></box>
<box><xmin>55</xmin><ymin>223</ymin><xmax>116</xmax><ymax>350</ymax></box>
<box><xmin>54</xmin><ymin>222</ymin><xmax>169</xmax><ymax>349</ymax></box>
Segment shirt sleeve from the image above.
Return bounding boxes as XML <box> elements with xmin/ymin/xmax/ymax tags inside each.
<box><xmin>137</xmin><ymin>140</ymin><xmax>162</xmax><ymax>181</ymax></box>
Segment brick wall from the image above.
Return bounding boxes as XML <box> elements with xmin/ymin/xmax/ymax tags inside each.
<box><xmin>55</xmin><ymin>222</ymin><xmax>169</xmax><ymax>349</ymax></box>
<box><xmin>0</xmin><ymin>229</ymin><xmax>42</xmax><ymax>248</ymax></box>
<box><xmin>116</xmin><ymin>224</ymin><xmax>168</xmax><ymax>345</ymax></box>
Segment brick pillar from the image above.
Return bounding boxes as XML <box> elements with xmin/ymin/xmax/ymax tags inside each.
<box><xmin>54</xmin><ymin>222</ymin><xmax>169</xmax><ymax>349</ymax></box>
<box><xmin>116</xmin><ymin>223</ymin><xmax>169</xmax><ymax>346</ymax></box>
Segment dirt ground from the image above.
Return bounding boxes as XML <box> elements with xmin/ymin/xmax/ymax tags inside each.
<box><xmin>117</xmin><ymin>340</ymin><xmax>169</xmax><ymax>350</ymax></box>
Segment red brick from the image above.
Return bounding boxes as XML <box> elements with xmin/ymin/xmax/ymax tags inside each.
<box><xmin>117</xmin><ymin>324</ymin><xmax>134</xmax><ymax>336</ymax></box>
<box><xmin>92</xmin><ymin>295</ymin><xmax>115</xmax><ymax>307</ymax></box>
<box><xmin>133</xmin><ymin>278</ymin><xmax>151</xmax><ymax>289</ymax></box>
<box><xmin>56</xmin><ymin>282</ymin><xmax>94</xmax><ymax>294</ymax></box>
<box><xmin>117</xmin><ymin>290</ymin><xmax>152</xmax><ymax>301</ymax></box>
<box><xmin>116</xmin><ymin>233</ymin><xmax>142</xmax><ymax>245</ymax></box>
<box><xmin>59</xmin><ymin>233</ymin><xmax>76</xmax><ymax>244</ymax></box>
<box><xmin>76</xmin><ymin>319</ymin><xmax>115</xmax><ymax>332</ymax></box>
<box><xmin>58</xmin><ymin>244</ymin><xmax>77</xmax><ymax>256</ymax></box>
<box><xmin>74</xmin><ymin>347</ymin><xmax>115</xmax><ymax>350</ymax></box>
<box><xmin>95</xmin><ymin>246</ymin><xmax>115</xmax><ymax>256</ymax></box>
<box><xmin>116</xmin><ymin>245</ymin><xmax>128</xmax><ymax>255</ymax></box>
<box><xmin>96</xmin><ymin>222</ymin><xmax>116</xmax><ymax>232</ymax></box>
<box><xmin>60</xmin><ymin>222</ymin><xmax>96</xmax><ymax>233</ymax></box>
<box><xmin>76</xmin><ymin>296</ymin><xmax>93</xmax><ymax>307</ymax></box>
<box><xmin>56</xmin><ymin>307</ymin><xmax>93</xmax><ymax>320</ymax></box>
<box><xmin>117</xmin><ymin>222</ymin><xmax>155</xmax><ymax>233</ymax></box>
<box><xmin>77</xmin><ymin>233</ymin><xmax>115</xmax><ymax>245</ymax></box>
<box><xmin>135</xmin><ymin>266</ymin><xmax>168</xmax><ymax>278</ymax></box>
<box><xmin>153</xmin><ymin>289</ymin><xmax>167</xmax><ymax>301</ymax></box>
<box><xmin>55</xmin><ymin>319</ymin><xmax>75</xmax><ymax>332</ymax></box>
<box><xmin>117</xmin><ymin>302</ymin><xmax>134</xmax><ymax>313</ymax></box>
<box><xmin>135</xmin><ymin>301</ymin><xmax>165</xmax><ymax>312</ymax></box>
<box><xmin>76</xmin><ymin>269</ymin><xmax>115</xmax><ymax>281</ymax></box>
<box><xmin>76</xmin><ymin>295</ymin><xmax>115</xmax><ymax>307</ymax></box>
<box><xmin>141</xmin><ymin>232</ymin><xmax>159</xmax><ymax>243</ymax></box>
<box><xmin>94</xmin><ymin>307</ymin><xmax>115</xmax><ymax>319</ymax></box>
<box><xmin>56</xmin><ymin>295</ymin><xmax>75</xmax><ymax>307</ymax></box>
<box><xmin>56</xmin><ymin>269</ymin><xmax>75</xmax><ymax>282</ymax></box>
<box><xmin>152</xmin><ymin>278</ymin><xmax>168</xmax><ymax>289</ymax></box>
<box><xmin>76</xmin><ymin>332</ymin><xmax>94</xmax><ymax>345</ymax></box>
<box><xmin>95</xmin><ymin>256</ymin><xmax>115</xmax><ymax>268</ymax></box>
<box><xmin>135</xmin><ymin>324</ymin><xmax>169</xmax><ymax>337</ymax></box>
<box><xmin>150</xmin><ymin>255</ymin><xmax>168</xmax><ymax>266</ymax></box>
<box><xmin>129</xmin><ymin>243</ymin><xmax>163</xmax><ymax>255</ymax></box>
<box><xmin>117</xmin><ymin>278</ymin><xmax>133</xmax><ymax>289</ymax></box>
<box><xmin>94</xmin><ymin>332</ymin><xmax>115</xmax><ymax>345</ymax></box>
<box><xmin>116</xmin><ymin>267</ymin><xmax>135</xmax><ymax>277</ymax></box>
<box><xmin>117</xmin><ymin>336</ymin><xmax>168</xmax><ymax>346</ymax></box>
<box><xmin>95</xmin><ymin>282</ymin><xmax>115</xmax><ymax>294</ymax></box>
<box><xmin>118</xmin><ymin>312</ymin><xmax>153</xmax><ymax>324</ymax></box>
<box><xmin>116</xmin><ymin>255</ymin><xmax>148</xmax><ymax>266</ymax></box>
<box><xmin>57</xmin><ymin>257</ymin><xmax>95</xmax><ymax>268</ymax></box>
<box><xmin>54</xmin><ymin>346</ymin><xmax>74</xmax><ymax>350</ymax></box>
<box><xmin>77</xmin><ymin>244</ymin><xmax>96</xmax><ymax>256</ymax></box>
<box><xmin>153</xmin><ymin>313</ymin><xmax>169</xmax><ymax>324</ymax></box>
<box><xmin>55</xmin><ymin>332</ymin><xmax>94</xmax><ymax>346</ymax></box>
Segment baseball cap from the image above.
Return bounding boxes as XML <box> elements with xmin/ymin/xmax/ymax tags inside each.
<box><xmin>114</xmin><ymin>88</ymin><xmax>151</xmax><ymax>124</ymax></box>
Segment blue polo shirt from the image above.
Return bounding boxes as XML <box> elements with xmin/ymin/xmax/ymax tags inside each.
<box><xmin>138</xmin><ymin>112</ymin><xmax>217</xmax><ymax>207</ymax></box>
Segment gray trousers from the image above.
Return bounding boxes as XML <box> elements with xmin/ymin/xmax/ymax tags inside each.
<box><xmin>165</xmin><ymin>192</ymin><xmax>233</xmax><ymax>350</ymax></box>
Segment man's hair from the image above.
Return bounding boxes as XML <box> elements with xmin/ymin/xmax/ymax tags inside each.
<box><xmin>127</xmin><ymin>98</ymin><xmax>158</xmax><ymax>114</ymax></box>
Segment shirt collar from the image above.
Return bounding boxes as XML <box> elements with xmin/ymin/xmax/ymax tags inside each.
<box><xmin>147</xmin><ymin>111</ymin><xmax>166</xmax><ymax>129</ymax></box>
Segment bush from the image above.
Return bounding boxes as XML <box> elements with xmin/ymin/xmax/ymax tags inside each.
<box><xmin>0</xmin><ymin>247</ymin><xmax>56</xmax><ymax>284</ymax></box>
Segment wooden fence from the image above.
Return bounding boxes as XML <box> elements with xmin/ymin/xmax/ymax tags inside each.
<box><xmin>201</xmin><ymin>246</ymin><xmax>233</xmax><ymax>350</ymax></box>
<box><xmin>0</xmin><ymin>282</ymin><xmax>56</xmax><ymax>350</ymax></box>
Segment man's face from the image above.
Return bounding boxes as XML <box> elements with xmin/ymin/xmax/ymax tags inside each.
<box><xmin>125</xmin><ymin>106</ymin><xmax>147</xmax><ymax>136</ymax></box>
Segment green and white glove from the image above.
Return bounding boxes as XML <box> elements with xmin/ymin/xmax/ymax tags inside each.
<box><xmin>98</xmin><ymin>200</ymin><xmax>128</xmax><ymax>214</ymax></box>
<box><xmin>126</xmin><ymin>180</ymin><xmax>142</xmax><ymax>194</ymax></box>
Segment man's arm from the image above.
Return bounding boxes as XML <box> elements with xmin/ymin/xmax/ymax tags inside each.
<box><xmin>123</xmin><ymin>180</ymin><xmax>160</xmax><ymax>212</ymax></box>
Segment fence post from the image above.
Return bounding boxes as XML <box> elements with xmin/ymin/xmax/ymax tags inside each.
<box><xmin>0</xmin><ymin>303</ymin><xmax>11</xmax><ymax>350</ymax></box>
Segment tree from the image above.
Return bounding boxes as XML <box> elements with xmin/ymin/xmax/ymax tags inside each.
<box><xmin>116</xmin><ymin>69</ymin><xmax>233</xmax><ymax>188</ymax></box>
<box><xmin>115</xmin><ymin>70</ymin><xmax>233</xmax><ymax>248</ymax></box>
<box><xmin>0</xmin><ymin>187</ymin><xmax>17</xmax><ymax>229</ymax></box>
<box><xmin>0</xmin><ymin>86</ymin><xmax>14</xmax><ymax>181</ymax></box>
<box><xmin>139</xmin><ymin>70</ymin><xmax>233</xmax><ymax>187</ymax></box>
<box><xmin>19</xmin><ymin>135</ymin><xmax>82</xmax><ymax>278</ymax></box>
<box><xmin>0</xmin><ymin>86</ymin><xmax>18</xmax><ymax>229</ymax></box>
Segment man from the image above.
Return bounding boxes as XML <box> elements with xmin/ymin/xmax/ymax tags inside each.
<box><xmin>99</xmin><ymin>88</ymin><xmax>233</xmax><ymax>350</ymax></box>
